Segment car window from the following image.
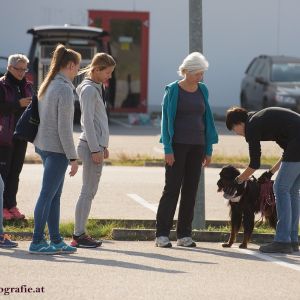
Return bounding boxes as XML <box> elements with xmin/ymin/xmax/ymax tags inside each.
<box><xmin>246</xmin><ymin>58</ymin><xmax>260</xmax><ymax>76</ymax></box>
<box><xmin>252</xmin><ymin>59</ymin><xmax>265</xmax><ymax>77</ymax></box>
<box><xmin>258</xmin><ymin>61</ymin><xmax>269</xmax><ymax>79</ymax></box>
<box><xmin>271</xmin><ymin>63</ymin><xmax>300</xmax><ymax>82</ymax></box>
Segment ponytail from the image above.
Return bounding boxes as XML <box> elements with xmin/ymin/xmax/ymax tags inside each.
<box><xmin>38</xmin><ymin>44</ymin><xmax>81</xmax><ymax>98</ymax></box>
<box><xmin>78</xmin><ymin>52</ymin><xmax>116</xmax><ymax>78</ymax></box>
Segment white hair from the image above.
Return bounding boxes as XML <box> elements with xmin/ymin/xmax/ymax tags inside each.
<box><xmin>178</xmin><ymin>52</ymin><xmax>209</xmax><ymax>77</ymax></box>
<box><xmin>8</xmin><ymin>54</ymin><xmax>29</xmax><ymax>67</ymax></box>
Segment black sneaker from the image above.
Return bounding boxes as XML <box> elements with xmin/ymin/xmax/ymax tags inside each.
<box><xmin>259</xmin><ymin>242</ymin><xmax>292</xmax><ymax>254</ymax></box>
<box><xmin>71</xmin><ymin>234</ymin><xmax>102</xmax><ymax>248</ymax></box>
<box><xmin>292</xmin><ymin>242</ymin><xmax>299</xmax><ymax>252</ymax></box>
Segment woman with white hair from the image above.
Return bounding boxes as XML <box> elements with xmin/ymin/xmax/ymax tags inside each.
<box><xmin>155</xmin><ymin>52</ymin><xmax>218</xmax><ymax>248</ymax></box>
<box><xmin>0</xmin><ymin>54</ymin><xmax>32</xmax><ymax>220</ymax></box>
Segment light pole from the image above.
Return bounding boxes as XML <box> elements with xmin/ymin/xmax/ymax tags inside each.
<box><xmin>189</xmin><ymin>0</ymin><xmax>205</xmax><ymax>230</ymax></box>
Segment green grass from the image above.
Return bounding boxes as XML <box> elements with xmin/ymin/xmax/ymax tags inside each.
<box><xmin>205</xmin><ymin>223</ymin><xmax>277</xmax><ymax>234</ymax></box>
<box><xmin>3</xmin><ymin>219</ymin><xmax>127</xmax><ymax>239</ymax></box>
<box><xmin>25</xmin><ymin>152</ymin><xmax>281</xmax><ymax>167</ymax></box>
<box><xmin>4</xmin><ymin>218</ymin><xmax>286</xmax><ymax>241</ymax></box>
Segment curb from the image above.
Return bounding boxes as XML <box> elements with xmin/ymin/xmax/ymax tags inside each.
<box><xmin>112</xmin><ymin>228</ymin><xmax>275</xmax><ymax>244</ymax></box>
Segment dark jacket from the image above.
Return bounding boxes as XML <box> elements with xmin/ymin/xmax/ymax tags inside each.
<box><xmin>245</xmin><ymin>107</ymin><xmax>300</xmax><ymax>169</ymax></box>
<box><xmin>0</xmin><ymin>72</ymin><xmax>33</xmax><ymax>146</ymax></box>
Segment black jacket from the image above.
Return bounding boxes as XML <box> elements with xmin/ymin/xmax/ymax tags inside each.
<box><xmin>245</xmin><ymin>107</ymin><xmax>300</xmax><ymax>169</ymax></box>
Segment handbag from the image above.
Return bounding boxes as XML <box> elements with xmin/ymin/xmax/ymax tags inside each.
<box><xmin>14</xmin><ymin>95</ymin><xmax>40</xmax><ymax>143</ymax></box>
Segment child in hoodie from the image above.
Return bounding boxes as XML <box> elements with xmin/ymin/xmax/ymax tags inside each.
<box><xmin>71</xmin><ymin>53</ymin><xmax>116</xmax><ymax>248</ymax></box>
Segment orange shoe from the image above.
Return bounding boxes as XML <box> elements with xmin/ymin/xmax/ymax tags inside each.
<box><xmin>3</xmin><ymin>208</ymin><xmax>13</xmax><ymax>220</ymax></box>
<box><xmin>9</xmin><ymin>207</ymin><xmax>25</xmax><ymax>220</ymax></box>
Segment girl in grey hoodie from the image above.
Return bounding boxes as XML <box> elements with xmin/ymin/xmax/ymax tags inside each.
<box><xmin>29</xmin><ymin>44</ymin><xmax>81</xmax><ymax>255</ymax></box>
<box><xmin>71</xmin><ymin>53</ymin><xmax>116</xmax><ymax>248</ymax></box>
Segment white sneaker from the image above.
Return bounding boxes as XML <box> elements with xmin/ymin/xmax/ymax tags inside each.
<box><xmin>177</xmin><ymin>237</ymin><xmax>196</xmax><ymax>247</ymax></box>
<box><xmin>155</xmin><ymin>236</ymin><xmax>172</xmax><ymax>248</ymax></box>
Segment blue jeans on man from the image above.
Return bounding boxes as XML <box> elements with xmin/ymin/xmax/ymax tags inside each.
<box><xmin>274</xmin><ymin>161</ymin><xmax>300</xmax><ymax>243</ymax></box>
<box><xmin>32</xmin><ymin>148</ymin><xmax>68</xmax><ymax>244</ymax></box>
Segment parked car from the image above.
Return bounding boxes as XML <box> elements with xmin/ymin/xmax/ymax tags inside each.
<box><xmin>240</xmin><ymin>55</ymin><xmax>300</xmax><ymax>112</ymax></box>
<box><xmin>0</xmin><ymin>56</ymin><xmax>7</xmax><ymax>77</ymax></box>
<box><xmin>26</xmin><ymin>24</ymin><xmax>113</xmax><ymax>123</ymax></box>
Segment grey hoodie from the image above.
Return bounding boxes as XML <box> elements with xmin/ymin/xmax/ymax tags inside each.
<box><xmin>34</xmin><ymin>72</ymin><xmax>77</xmax><ymax>159</ymax></box>
<box><xmin>76</xmin><ymin>78</ymin><xmax>109</xmax><ymax>152</ymax></box>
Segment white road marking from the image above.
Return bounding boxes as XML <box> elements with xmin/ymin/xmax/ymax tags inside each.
<box><xmin>127</xmin><ymin>193</ymin><xmax>158</xmax><ymax>213</ymax></box>
<box><xmin>153</xmin><ymin>147</ymin><xmax>164</xmax><ymax>154</ymax></box>
<box><xmin>237</xmin><ymin>247</ymin><xmax>300</xmax><ymax>272</ymax></box>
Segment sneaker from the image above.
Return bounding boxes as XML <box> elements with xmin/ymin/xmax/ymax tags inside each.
<box><xmin>292</xmin><ymin>242</ymin><xmax>299</xmax><ymax>252</ymax></box>
<box><xmin>177</xmin><ymin>237</ymin><xmax>196</xmax><ymax>247</ymax></box>
<box><xmin>3</xmin><ymin>208</ymin><xmax>13</xmax><ymax>220</ymax></box>
<box><xmin>155</xmin><ymin>236</ymin><xmax>172</xmax><ymax>248</ymax></box>
<box><xmin>50</xmin><ymin>240</ymin><xmax>77</xmax><ymax>254</ymax></box>
<box><xmin>259</xmin><ymin>242</ymin><xmax>292</xmax><ymax>254</ymax></box>
<box><xmin>29</xmin><ymin>240</ymin><xmax>60</xmax><ymax>255</ymax></box>
<box><xmin>9</xmin><ymin>207</ymin><xmax>25</xmax><ymax>220</ymax></box>
<box><xmin>71</xmin><ymin>233</ymin><xmax>102</xmax><ymax>248</ymax></box>
<box><xmin>0</xmin><ymin>234</ymin><xmax>18</xmax><ymax>248</ymax></box>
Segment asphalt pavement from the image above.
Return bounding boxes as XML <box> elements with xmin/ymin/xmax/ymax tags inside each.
<box><xmin>1</xmin><ymin>241</ymin><xmax>299</xmax><ymax>300</ymax></box>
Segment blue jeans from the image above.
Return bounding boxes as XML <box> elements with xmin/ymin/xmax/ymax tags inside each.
<box><xmin>273</xmin><ymin>162</ymin><xmax>300</xmax><ymax>243</ymax></box>
<box><xmin>32</xmin><ymin>148</ymin><xmax>69</xmax><ymax>244</ymax></box>
<box><xmin>0</xmin><ymin>175</ymin><xmax>4</xmax><ymax>235</ymax></box>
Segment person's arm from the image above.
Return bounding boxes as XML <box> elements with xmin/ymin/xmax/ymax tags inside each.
<box><xmin>236</xmin><ymin>166</ymin><xmax>256</xmax><ymax>183</ymax></box>
<box><xmin>80</xmin><ymin>86</ymin><xmax>102</xmax><ymax>153</ymax></box>
<box><xmin>57</xmin><ymin>86</ymin><xmax>77</xmax><ymax>160</ymax></box>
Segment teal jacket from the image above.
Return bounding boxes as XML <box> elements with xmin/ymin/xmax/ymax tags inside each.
<box><xmin>160</xmin><ymin>80</ymin><xmax>218</xmax><ymax>156</ymax></box>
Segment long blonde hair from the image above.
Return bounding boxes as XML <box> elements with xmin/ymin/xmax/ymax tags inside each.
<box><xmin>78</xmin><ymin>52</ymin><xmax>116</xmax><ymax>77</ymax></box>
<box><xmin>38</xmin><ymin>44</ymin><xmax>81</xmax><ymax>98</ymax></box>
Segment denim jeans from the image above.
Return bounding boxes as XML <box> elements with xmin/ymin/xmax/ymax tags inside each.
<box><xmin>32</xmin><ymin>147</ymin><xmax>69</xmax><ymax>244</ymax></box>
<box><xmin>273</xmin><ymin>161</ymin><xmax>300</xmax><ymax>243</ymax></box>
<box><xmin>0</xmin><ymin>175</ymin><xmax>4</xmax><ymax>235</ymax></box>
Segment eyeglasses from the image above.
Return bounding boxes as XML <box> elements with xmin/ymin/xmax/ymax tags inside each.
<box><xmin>12</xmin><ymin>66</ymin><xmax>29</xmax><ymax>73</ymax></box>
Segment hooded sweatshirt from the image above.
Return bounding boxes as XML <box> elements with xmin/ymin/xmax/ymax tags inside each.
<box><xmin>34</xmin><ymin>72</ymin><xmax>77</xmax><ymax>160</ymax></box>
<box><xmin>76</xmin><ymin>78</ymin><xmax>109</xmax><ymax>152</ymax></box>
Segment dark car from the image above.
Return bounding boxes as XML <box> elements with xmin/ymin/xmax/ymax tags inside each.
<box><xmin>26</xmin><ymin>24</ymin><xmax>113</xmax><ymax>122</ymax></box>
<box><xmin>0</xmin><ymin>56</ymin><xmax>7</xmax><ymax>77</ymax></box>
<box><xmin>240</xmin><ymin>55</ymin><xmax>300</xmax><ymax>112</ymax></box>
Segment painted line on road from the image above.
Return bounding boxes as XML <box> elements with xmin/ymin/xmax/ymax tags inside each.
<box><xmin>153</xmin><ymin>147</ymin><xmax>164</xmax><ymax>154</ymax></box>
<box><xmin>237</xmin><ymin>248</ymin><xmax>300</xmax><ymax>272</ymax></box>
<box><xmin>127</xmin><ymin>193</ymin><xmax>158</xmax><ymax>213</ymax></box>
<box><xmin>110</xmin><ymin>118</ymin><xmax>133</xmax><ymax>128</ymax></box>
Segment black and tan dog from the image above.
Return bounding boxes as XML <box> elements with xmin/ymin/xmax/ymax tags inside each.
<box><xmin>217</xmin><ymin>165</ymin><xmax>277</xmax><ymax>249</ymax></box>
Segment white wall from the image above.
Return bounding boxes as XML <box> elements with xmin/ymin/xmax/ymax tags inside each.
<box><xmin>203</xmin><ymin>0</ymin><xmax>300</xmax><ymax>114</ymax></box>
<box><xmin>1</xmin><ymin>0</ymin><xmax>300</xmax><ymax>115</ymax></box>
<box><xmin>0</xmin><ymin>0</ymin><xmax>188</xmax><ymax>113</ymax></box>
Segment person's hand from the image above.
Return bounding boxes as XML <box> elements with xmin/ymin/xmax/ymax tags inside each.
<box><xmin>223</xmin><ymin>177</ymin><xmax>243</xmax><ymax>196</ymax></box>
<box><xmin>165</xmin><ymin>153</ymin><xmax>175</xmax><ymax>166</ymax></box>
<box><xmin>258</xmin><ymin>170</ymin><xmax>273</xmax><ymax>183</ymax></box>
<box><xmin>69</xmin><ymin>160</ymin><xmax>78</xmax><ymax>177</ymax></box>
<box><xmin>92</xmin><ymin>152</ymin><xmax>104</xmax><ymax>164</ymax></box>
<box><xmin>104</xmin><ymin>148</ymin><xmax>109</xmax><ymax>159</ymax></box>
<box><xmin>202</xmin><ymin>155</ymin><xmax>211</xmax><ymax>167</ymax></box>
<box><xmin>19</xmin><ymin>97</ymin><xmax>32</xmax><ymax>107</ymax></box>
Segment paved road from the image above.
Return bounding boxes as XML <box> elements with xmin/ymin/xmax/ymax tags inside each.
<box><xmin>25</xmin><ymin>119</ymin><xmax>283</xmax><ymax>161</ymax></box>
<box><xmin>1</xmin><ymin>241</ymin><xmax>299</xmax><ymax>300</ymax></box>
<box><xmin>18</xmin><ymin>165</ymin><xmax>268</xmax><ymax>221</ymax></box>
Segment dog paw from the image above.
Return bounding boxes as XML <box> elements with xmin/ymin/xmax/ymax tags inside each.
<box><xmin>239</xmin><ymin>244</ymin><xmax>247</xmax><ymax>249</ymax></box>
<box><xmin>222</xmin><ymin>243</ymin><xmax>232</xmax><ymax>248</ymax></box>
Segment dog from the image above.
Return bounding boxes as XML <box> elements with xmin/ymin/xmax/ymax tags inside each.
<box><xmin>217</xmin><ymin>165</ymin><xmax>277</xmax><ymax>249</ymax></box>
